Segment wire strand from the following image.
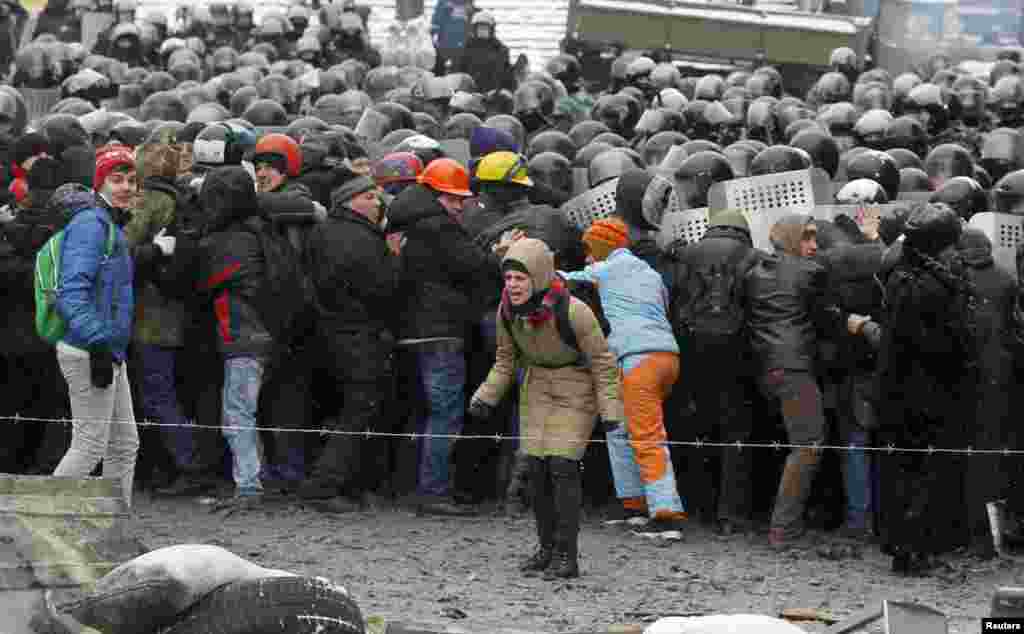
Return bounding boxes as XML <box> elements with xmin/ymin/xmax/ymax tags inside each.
<box><xmin>3</xmin><ymin>414</ymin><xmax>1021</xmax><ymax>455</ymax></box>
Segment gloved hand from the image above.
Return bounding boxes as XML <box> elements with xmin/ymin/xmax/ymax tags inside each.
<box><xmin>89</xmin><ymin>347</ymin><xmax>115</xmax><ymax>389</ymax></box>
<box><xmin>153</xmin><ymin>228</ymin><xmax>176</xmax><ymax>256</ymax></box>
<box><xmin>467</xmin><ymin>397</ymin><xmax>495</xmax><ymax>421</ymax></box>
<box><xmin>312</xmin><ymin>201</ymin><xmax>328</xmax><ymax>223</ymax></box>
<box><xmin>602</xmin><ymin>419</ymin><xmax>623</xmax><ymax>434</ymax></box>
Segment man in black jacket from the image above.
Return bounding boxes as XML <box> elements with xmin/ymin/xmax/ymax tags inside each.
<box><xmin>387</xmin><ymin>158</ymin><xmax>503</xmax><ymax>516</ymax></box>
<box><xmin>298</xmin><ymin>174</ymin><xmax>398</xmax><ymax>512</ymax></box>
<box><xmin>745</xmin><ymin>214</ymin><xmax>845</xmax><ymax>547</ymax></box>
<box><xmin>197</xmin><ymin>166</ymin><xmax>275</xmax><ymax>512</ymax></box>
<box><xmin>660</xmin><ymin>209</ymin><xmax>759</xmax><ymax>535</ymax></box>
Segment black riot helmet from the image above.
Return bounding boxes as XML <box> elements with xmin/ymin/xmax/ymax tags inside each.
<box><xmin>990</xmin><ymin>59</ymin><xmax>1019</xmax><ymax>87</ymax></box>
<box><xmin>903</xmin><ymin>83</ymin><xmax>950</xmax><ymax>134</ymax></box>
<box><xmin>412</xmin><ymin>112</ymin><xmax>441</xmax><ymax>140</ymax></box>
<box><xmin>242</xmin><ymin>98</ymin><xmax>287</xmax><ymax>126</ymax></box>
<box><xmin>930</xmin><ymin>176</ymin><xmax>987</xmax><ymax>221</ymax></box>
<box><xmin>527</xmin><ymin>151</ymin><xmax>572</xmax><ymax>200</ymax></box>
<box><xmin>784</xmin><ymin>119</ymin><xmax>821</xmax><ymax>144</ymax></box>
<box><xmin>952</xmin><ymin>75</ymin><xmax>988</xmax><ymax>126</ymax></box>
<box><xmin>642</xmin><ymin>131</ymin><xmax>688</xmax><ymax>167</ymax></box>
<box><xmin>892</xmin><ymin>72</ymin><xmax>923</xmax><ymax>115</ymax></box>
<box><xmin>513</xmin><ymin>80</ymin><xmax>555</xmax><ymax>122</ymax></box>
<box><xmin>846</xmin><ymin>150</ymin><xmax>900</xmax><ymax>201</ymax></box>
<box><xmin>924</xmin><ymin>143</ymin><xmax>974</xmax><ymax>189</ymax></box>
<box><xmin>900</xmin><ymin>167</ymin><xmax>934</xmax><ymax>193</ymax></box>
<box><xmin>672</xmin><ymin>150</ymin><xmax>734</xmax><ymax>209</ymax></box>
<box><xmin>980</xmin><ymin>127</ymin><xmax>1024</xmax><ymax>183</ymax></box>
<box><xmin>790</xmin><ymin>128</ymin><xmax>839</xmax><ymax>178</ymax></box>
<box><xmin>694</xmin><ymin>74</ymin><xmax>725</xmax><ymax>101</ymax></box>
<box><xmin>746</xmin><ymin>99</ymin><xmax>779</xmax><ymax>145</ymax></box>
<box><xmin>853</xmin><ymin>109</ymin><xmax>893</xmax><ymax>150</ymax></box>
<box><xmin>591</xmin><ymin>131</ymin><xmax>628</xmax><ymax>148</ymax></box>
<box><xmin>700</xmin><ymin>100</ymin><xmax>742</xmax><ymax>146</ymax></box>
<box><xmin>592</xmin><ymin>93</ymin><xmax>643</xmax><ymax>139</ymax></box>
<box><xmin>817</xmin><ymin>101</ymin><xmax>858</xmax><ymax>136</ymax></box>
<box><xmin>749</xmin><ymin>145</ymin><xmax>811</xmax><ymax>177</ymax></box>
<box><xmin>853</xmin><ymin>81</ymin><xmax>892</xmax><ymax>112</ymax></box>
<box><xmin>574</xmin><ymin>141</ymin><xmax>615</xmax><ymax>169</ymax></box>
<box><xmin>545</xmin><ymin>53</ymin><xmax>582</xmax><ymax>90</ymax></box>
<box><xmin>886</xmin><ymin>147</ymin><xmax>925</xmax><ymax>171</ymax></box>
<box><xmin>990</xmin><ymin>75</ymin><xmax>1024</xmax><ymax>128</ymax></box>
<box><xmin>443</xmin><ymin>112</ymin><xmax>482</xmax><ymax>141</ymax></box>
<box><xmin>527</xmin><ymin>129</ymin><xmax>576</xmax><ymax>161</ymax></box>
<box><xmin>650</xmin><ymin>63</ymin><xmax>681</xmax><ymax>91</ymax></box>
<box><xmin>835</xmin><ymin>178</ymin><xmax>889</xmax><ymax>205</ymax></box>
<box><xmin>680</xmin><ymin>139</ymin><xmax>723</xmax><ymax>156</ymax></box>
<box><xmin>588</xmin><ymin>147</ymin><xmax>645</xmax><ymax>187</ymax></box>
<box><xmin>449</xmin><ymin>91</ymin><xmax>486</xmax><ymax>119</ymax></box>
<box><xmin>723</xmin><ymin>141</ymin><xmax>758</xmax><ymax>178</ymax></box>
<box><xmin>483</xmin><ymin>88</ymin><xmax>515</xmax><ymax>117</ymax></box>
<box><xmin>568</xmin><ymin>120</ymin><xmax>610</xmax><ymax>150</ymax></box>
<box><xmin>815</xmin><ymin>71</ymin><xmax>851</xmax><ymax>105</ymax></box>
<box><xmin>993</xmin><ymin>169</ymin><xmax>1024</xmax><ymax>215</ymax></box>
<box><xmin>829</xmin><ymin>47</ymin><xmax>858</xmax><ymax>83</ymax></box>
<box><xmin>883</xmin><ymin>116</ymin><xmax>928</xmax><ymax>158</ymax></box>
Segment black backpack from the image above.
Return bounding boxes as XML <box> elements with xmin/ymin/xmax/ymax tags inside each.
<box><xmin>674</xmin><ymin>247</ymin><xmax>758</xmax><ymax>337</ymax></box>
<box><xmin>246</xmin><ymin>220</ymin><xmax>315</xmax><ymax>348</ymax></box>
<box><xmin>499</xmin><ymin>275</ymin><xmax>611</xmax><ymax>366</ymax></box>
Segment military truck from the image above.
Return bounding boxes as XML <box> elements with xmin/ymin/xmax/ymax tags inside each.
<box><xmin>563</xmin><ymin>0</ymin><xmax>1022</xmax><ymax>94</ymax></box>
<box><xmin>563</xmin><ymin>0</ymin><xmax>875</xmax><ymax>94</ymax></box>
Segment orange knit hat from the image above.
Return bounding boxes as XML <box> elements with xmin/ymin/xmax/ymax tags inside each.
<box><xmin>583</xmin><ymin>217</ymin><xmax>630</xmax><ymax>261</ymax></box>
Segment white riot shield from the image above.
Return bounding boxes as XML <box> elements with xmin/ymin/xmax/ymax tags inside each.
<box><xmin>968</xmin><ymin>212</ymin><xmax>1024</xmax><ymax>281</ymax></box>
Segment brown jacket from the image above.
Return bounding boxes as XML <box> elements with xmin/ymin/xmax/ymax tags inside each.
<box><xmin>473</xmin><ymin>238</ymin><xmax>623</xmax><ymax>459</ymax></box>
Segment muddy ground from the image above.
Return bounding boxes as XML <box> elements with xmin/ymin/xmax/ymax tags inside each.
<box><xmin>129</xmin><ymin>492</ymin><xmax>1018</xmax><ymax>633</ymax></box>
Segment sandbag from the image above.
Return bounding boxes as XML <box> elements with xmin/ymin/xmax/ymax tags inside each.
<box><xmin>379</xmin><ymin>16</ymin><xmax>434</xmax><ymax>70</ymax></box>
<box><xmin>62</xmin><ymin>544</ymin><xmax>296</xmax><ymax>634</ymax></box>
<box><xmin>644</xmin><ymin>614</ymin><xmax>808</xmax><ymax>634</ymax></box>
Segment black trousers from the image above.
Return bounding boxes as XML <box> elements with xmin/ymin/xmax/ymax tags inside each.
<box><xmin>309</xmin><ymin>326</ymin><xmax>395</xmax><ymax>495</ymax></box>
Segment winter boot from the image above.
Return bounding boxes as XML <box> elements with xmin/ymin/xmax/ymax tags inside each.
<box><xmin>544</xmin><ymin>457</ymin><xmax>582</xmax><ymax>580</ymax></box>
<box><xmin>522</xmin><ymin>457</ymin><xmax>554</xmax><ymax>576</ymax></box>
<box><xmin>769</xmin><ymin>447</ymin><xmax>820</xmax><ymax>546</ymax></box>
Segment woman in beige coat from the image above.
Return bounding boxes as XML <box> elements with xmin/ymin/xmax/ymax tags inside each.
<box><xmin>470</xmin><ymin>238</ymin><xmax>623</xmax><ymax>579</ymax></box>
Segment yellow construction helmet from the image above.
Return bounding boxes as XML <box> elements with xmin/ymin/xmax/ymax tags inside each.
<box><xmin>474</xmin><ymin>151</ymin><xmax>533</xmax><ymax>187</ymax></box>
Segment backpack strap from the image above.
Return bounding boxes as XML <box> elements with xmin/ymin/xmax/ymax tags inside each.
<box><xmin>500</xmin><ymin>297</ymin><xmax>587</xmax><ymax>369</ymax></box>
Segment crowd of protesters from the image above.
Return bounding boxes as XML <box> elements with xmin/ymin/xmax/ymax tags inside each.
<box><xmin>1</xmin><ymin>0</ymin><xmax>1024</xmax><ymax>581</ymax></box>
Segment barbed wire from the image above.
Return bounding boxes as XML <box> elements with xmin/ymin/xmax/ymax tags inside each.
<box><xmin>3</xmin><ymin>414</ymin><xmax>1022</xmax><ymax>456</ymax></box>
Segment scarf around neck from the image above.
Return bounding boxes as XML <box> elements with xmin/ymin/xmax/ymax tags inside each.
<box><xmin>500</xmin><ymin>274</ymin><xmax>568</xmax><ymax>328</ymax></box>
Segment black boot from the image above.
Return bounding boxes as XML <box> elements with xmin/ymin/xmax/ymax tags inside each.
<box><xmin>522</xmin><ymin>457</ymin><xmax>555</xmax><ymax>576</ymax></box>
<box><xmin>544</xmin><ymin>457</ymin><xmax>581</xmax><ymax>580</ymax></box>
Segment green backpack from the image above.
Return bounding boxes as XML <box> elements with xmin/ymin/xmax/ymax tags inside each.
<box><xmin>34</xmin><ymin>220</ymin><xmax>117</xmax><ymax>345</ymax></box>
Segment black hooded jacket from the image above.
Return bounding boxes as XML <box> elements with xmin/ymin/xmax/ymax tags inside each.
<box><xmin>387</xmin><ymin>183</ymin><xmax>503</xmax><ymax>339</ymax></box>
<box><xmin>455</xmin><ymin>36</ymin><xmax>513</xmax><ymax>93</ymax></box>
<box><xmin>305</xmin><ymin>206</ymin><xmax>398</xmax><ymax>333</ymax></box>
<box><xmin>197</xmin><ymin>166</ymin><xmax>273</xmax><ymax>358</ymax></box>
<box><xmin>472</xmin><ymin>197</ymin><xmax>585</xmax><ymax>274</ymax></box>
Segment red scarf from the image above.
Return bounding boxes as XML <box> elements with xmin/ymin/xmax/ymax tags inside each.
<box><xmin>500</xmin><ymin>275</ymin><xmax>568</xmax><ymax>328</ymax></box>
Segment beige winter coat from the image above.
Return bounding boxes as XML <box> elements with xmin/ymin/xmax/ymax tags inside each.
<box><xmin>473</xmin><ymin>239</ymin><xmax>624</xmax><ymax>460</ymax></box>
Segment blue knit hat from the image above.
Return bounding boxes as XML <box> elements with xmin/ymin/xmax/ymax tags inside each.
<box><xmin>470</xmin><ymin>126</ymin><xmax>518</xmax><ymax>159</ymax></box>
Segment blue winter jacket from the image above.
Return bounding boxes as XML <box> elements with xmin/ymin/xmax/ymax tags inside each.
<box><xmin>54</xmin><ymin>188</ymin><xmax>134</xmax><ymax>361</ymax></box>
<box><xmin>562</xmin><ymin>248</ymin><xmax>678</xmax><ymax>366</ymax></box>
<box><xmin>431</xmin><ymin>0</ymin><xmax>471</xmax><ymax>50</ymax></box>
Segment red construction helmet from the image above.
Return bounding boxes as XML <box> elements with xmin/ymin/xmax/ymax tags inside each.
<box><xmin>252</xmin><ymin>132</ymin><xmax>302</xmax><ymax>177</ymax></box>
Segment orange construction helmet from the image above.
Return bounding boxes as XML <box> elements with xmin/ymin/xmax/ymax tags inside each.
<box><xmin>252</xmin><ymin>132</ymin><xmax>302</xmax><ymax>178</ymax></box>
<box><xmin>417</xmin><ymin>158</ymin><xmax>473</xmax><ymax>197</ymax></box>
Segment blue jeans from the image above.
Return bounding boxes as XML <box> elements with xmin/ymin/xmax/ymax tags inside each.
<box><xmin>843</xmin><ymin>430</ymin><xmax>873</xmax><ymax>530</ymax></box>
<box><xmin>139</xmin><ymin>344</ymin><xmax>193</xmax><ymax>472</ymax></box>
<box><xmin>416</xmin><ymin>348</ymin><xmax>465</xmax><ymax>498</ymax></box>
<box><xmin>222</xmin><ymin>356</ymin><xmax>265</xmax><ymax>496</ymax></box>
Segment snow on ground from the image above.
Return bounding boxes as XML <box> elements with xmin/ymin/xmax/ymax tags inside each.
<box><xmin>132</xmin><ymin>493</ymin><xmax>1016</xmax><ymax>633</ymax></box>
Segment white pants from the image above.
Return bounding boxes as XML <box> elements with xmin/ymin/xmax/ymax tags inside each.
<box><xmin>54</xmin><ymin>343</ymin><xmax>139</xmax><ymax>508</ymax></box>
